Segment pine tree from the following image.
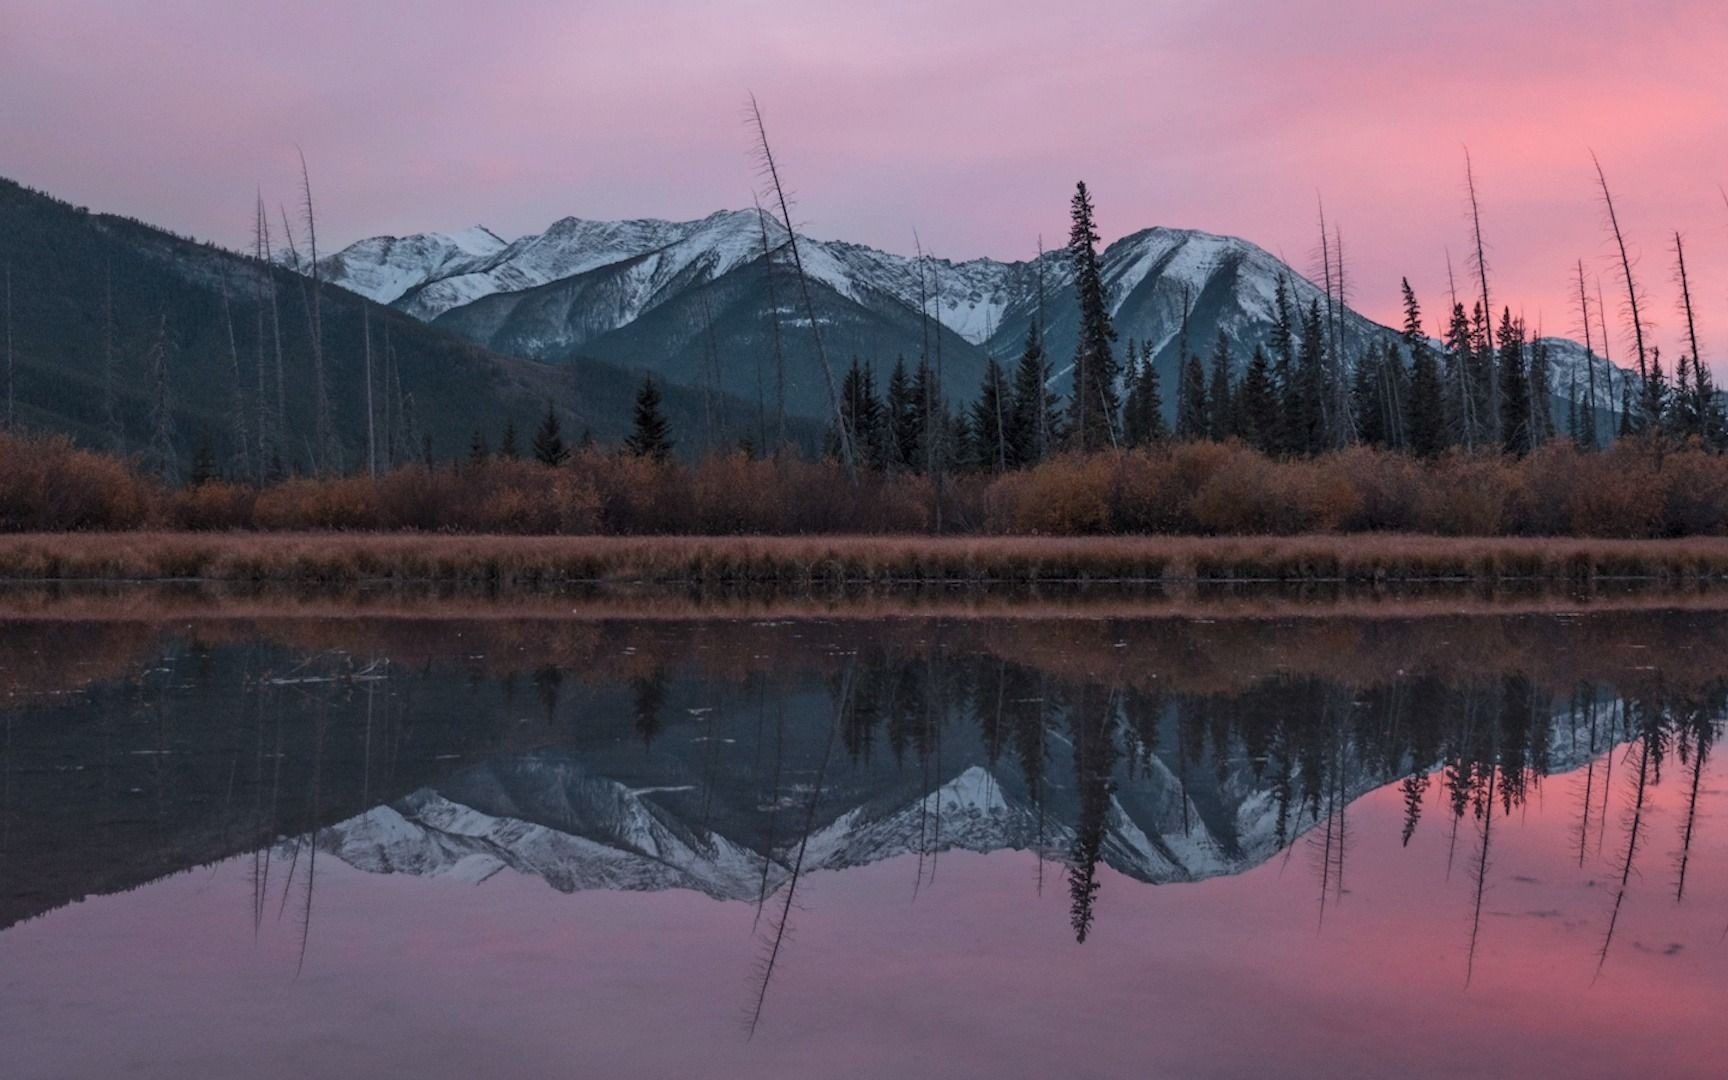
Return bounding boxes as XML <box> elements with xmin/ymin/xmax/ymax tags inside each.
<box><xmin>1472</xmin><ymin>302</ymin><xmax>1499</xmax><ymax>446</ymax></box>
<box><xmin>970</xmin><ymin>356</ymin><xmax>1011</xmax><ymax>471</ymax></box>
<box><xmin>834</xmin><ymin>357</ymin><xmax>885</xmax><ymax>467</ymax></box>
<box><xmin>1497</xmin><ymin>309</ymin><xmax>1530</xmax><ymax>455</ymax></box>
<box><xmin>1292</xmin><ymin>301</ymin><xmax>1328</xmax><ymax>455</ymax></box>
<box><xmin>1122</xmin><ymin>341</ymin><xmax>1167</xmax><ymax>448</ymax></box>
<box><xmin>500</xmin><ymin>419</ymin><xmax>519</xmax><ymax>460</ymax></box>
<box><xmin>1063</xmin><ymin>182</ymin><xmax>1120</xmax><ymax>451</ymax></box>
<box><xmin>1443</xmin><ymin>302</ymin><xmax>1476</xmax><ymax>448</ymax></box>
<box><xmin>1640</xmin><ymin>348</ymin><xmax>1670</xmax><ymax>439</ymax></box>
<box><xmin>1270</xmin><ymin>277</ymin><xmax>1298</xmax><ymax>455</ymax></box>
<box><xmin>532</xmin><ymin>401</ymin><xmax>569</xmax><ymax>466</ymax></box>
<box><xmin>1351</xmin><ymin>345</ymin><xmax>1384</xmax><ymax>446</ymax></box>
<box><xmin>1405</xmin><ymin>336</ymin><xmax>1447</xmax><ymax>459</ymax></box>
<box><xmin>1007</xmin><ymin>322</ymin><xmax>1060</xmax><ymax>467</ymax></box>
<box><xmin>1207</xmin><ymin>331</ymin><xmax>1234</xmax><ymax>441</ymax></box>
<box><xmin>625</xmin><ymin>375</ymin><xmax>673</xmax><ymax>462</ymax></box>
<box><xmin>1527</xmin><ymin>337</ymin><xmax>1554</xmax><ymax>447</ymax></box>
<box><xmin>1237</xmin><ymin>345</ymin><xmax>1277</xmax><ymax>454</ymax></box>
<box><xmin>887</xmin><ymin>357</ymin><xmax>920</xmax><ymax>471</ymax></box>
<box><xmin>468</xmin><ymin>429</ymin><xmax>490</xmax><ymax>466</ymax></box>
<box><xmin>1175</xmin><ymin>344</ymin><xmax>1208</xmax><ymax>441</ymax></box>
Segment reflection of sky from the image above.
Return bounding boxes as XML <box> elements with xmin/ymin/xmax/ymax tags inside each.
<box><xmin>3</xmin><ymin>2</ymin><xmax>1727</xmax><ymax>370</ymax></box>
<box><xmin>3</xmin><ymin>752</ymin><xmax>1723</xmax><ymax>1079</ymax></box>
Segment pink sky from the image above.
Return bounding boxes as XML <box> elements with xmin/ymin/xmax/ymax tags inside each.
<box><xmin>4</xmin><ymin>0</ymin><xmax>1727</xmax><ymax>364</ymax></box>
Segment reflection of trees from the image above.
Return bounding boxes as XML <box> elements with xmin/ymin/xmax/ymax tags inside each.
<box><xmin>1067</xmin><ymin>687</ymin><xmax>1119</xmax><ymax>944</ymax></box>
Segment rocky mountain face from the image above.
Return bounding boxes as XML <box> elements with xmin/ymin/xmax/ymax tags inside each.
<box><xmin>317</xmin><ymin>208</ymin><xmax>1634</xmax><ymax>424</ymax></box>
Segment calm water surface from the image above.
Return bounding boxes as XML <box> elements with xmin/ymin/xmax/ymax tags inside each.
<box><xmin>1</xmin><ymin>601</ymin><xmax>1725</xmax><ymax>1078</ymax></box>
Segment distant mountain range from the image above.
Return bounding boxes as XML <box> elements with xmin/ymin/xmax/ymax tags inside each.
<box><xmin>0</xmin><ymin>178</ymin><xmax>815</xmax><ymax>473</ymax></box>
<box><xmin>314</xmin><ymin>208</ymin><xmax>1635</xmax><ymax>421</ymax></box>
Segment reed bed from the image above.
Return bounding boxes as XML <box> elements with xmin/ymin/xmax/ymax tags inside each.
<box><xmin>5</xmin><ymin>531</ymin><xmax>1728</xmax><ymax>586</ymax></box>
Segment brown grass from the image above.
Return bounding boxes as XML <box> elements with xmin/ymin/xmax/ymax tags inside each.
<box><xmin>4</xmin><ymin>531</ymin><xmax>1728</xmax><ymax>586</ymax></box>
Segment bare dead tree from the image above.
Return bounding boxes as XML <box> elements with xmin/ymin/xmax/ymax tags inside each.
<box><xmin>1575</xmin><ymin>261</ymin><xmax>1600</xmax><ymax>449</ymax></box>
<box><xmin>1596</xmin><ymin>732</ymin><xmax>1653</xmax><ymax>980</ymax></box>
<box><xmin>747</xmin><ymin>94</ymin><xmax>855</xmax><ymax>481</ymax></box>
<box><xmin>1673</xmin><ymin>232</ymin><xmax>1708</xmax><ymax>442</ymax></box>
<box><xmin>296</xmin><ymin>151</ymin><xmax>340</xmax><ymax>474</ymax></box>
<box><xmin>219</xmin><ymin>263</ymin><xmax>251</xmax><ymax>482</ymax></box>
<box><xmin>751</xmin><ymin>195</ymin><xmax>787</xmax><ymax>453</ymax></box>
<box><xmin>1465</xmin><ymin>148</ymin><xmax>1500</xmax><ymax>442</ymax></box>
<box><xmin>1596</xmin><ymin>276</ymin><xmax>1619</xmax><ymax>440</ymax></box>
<box><xmin>1592</xmin><ymin>153</ymin><xmax>1650</xmax><ymax>394</ymax></box>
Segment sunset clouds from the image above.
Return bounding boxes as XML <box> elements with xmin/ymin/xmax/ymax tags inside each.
<box><xmin>3</xmin><ymin>0</ymin><xmax>1726</xmax><ymax>360</ymax></box>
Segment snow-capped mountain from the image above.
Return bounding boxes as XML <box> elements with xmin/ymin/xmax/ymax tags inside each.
<box><xmin>311</xmin><ymin>210</ymin><xmax>1635</xmax><ymax>422</ymax></box>
<box><xmin>307</xmin><ymin>211</ymin><xmax>1396</xmax><ymax>418</ymax></box>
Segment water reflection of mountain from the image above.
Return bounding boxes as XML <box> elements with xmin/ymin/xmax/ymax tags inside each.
<box><xmin>311</xmin><ymin>680</ymin><xmax>1630</xmax><ymax>902</ymax></box>
<box><xmin>3</xmin><ymin>611</ymin><xmax>1722</xmax><ymax>944</ymax></box>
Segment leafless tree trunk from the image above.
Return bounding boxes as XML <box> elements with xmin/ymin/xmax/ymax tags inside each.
<box><xmin>219</xmin><ymin>263</ymin><xmax>251</xmax><ymax>481</ymax></box>
<box><xmin>1575</xmin><ymin>261</ymin><xmax>1599</xmax><ymax>449</ymax></box>
<box><xmin>751</xmin><ymin>196</ymin><xmax>785</xmax><ymax>453</ymax></box>
<box><xmin>296</xmin><ymin>152</ymin><xmax>340</xmax><ymax>474</ymax></box>
<box><xmin>1592</xmin><ymin>153</ymin><xmax>1649</xmax><ymax>390</ymax></box>
<box><xmin>103</xmin><ymin>261</ymin><xmax>123</xmax><ymax>452</ymax></box>
<box><xmin>1465</xmin><ymin>148</ymin><xmax>1500</xmax><ymax>443</ymax></box>
<box><xmin>1673</xmin><ymin>232</ymin><xmax>1707</xmax><ymax>443</ymax></box>
<box><xmin>747</xmin><ymin>94</ymin><xmax>855</xmax><ymax>482</ymax></box>
<box><xmin>3</xmin><ymin>262</ymin><xmax>12</xmax><ymax>430</ymax></box>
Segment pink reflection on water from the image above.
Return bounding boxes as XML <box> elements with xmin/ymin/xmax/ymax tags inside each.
<box><xmin>2</xmin><ymin>752</ymin><xmax>1725</xmax><ymax>1080</ymax></box>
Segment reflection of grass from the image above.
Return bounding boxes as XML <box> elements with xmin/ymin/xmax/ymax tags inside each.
<box><xmin>6</xmin><ymin>532</ymin><xmax>1728</xmax><ymax>588</ymax></box>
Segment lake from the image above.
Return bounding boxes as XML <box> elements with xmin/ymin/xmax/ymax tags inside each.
<box><xmin>2</xmin><ymin>591</ymin><xmax>1725</xmax><ymax>1078</ymax></box>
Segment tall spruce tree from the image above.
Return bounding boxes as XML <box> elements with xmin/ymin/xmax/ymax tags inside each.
<box><xmin>971</xmin><ymin>356</ymin><xmax>1011</xmax><ymax>471</ymax></box>
<box><xmin>886</xmin><ymin>357</ymin><xmax>921</xmax><ymax>471</ymax></box>
<box><xmin>1207</xmin><ymin>331</ymin><xmax>1234</xmax><ymax>441</ymax></box>
<box><xmin>1008</xmin><ymin>321</ymin><xmax>1060</xmax><ymax>466</ymax></box>
<box><xmin>1527</xmin><ymin>336</ymin><xmax>1554</xmax><ymax>446</ymax></box>
<box><xmin>1237</xmin><ymin>345</ymin><xmax>1278</xmax><ymax>454</ymax></box>
<box><xmin>532</xmin><ymin>401</ymin><xmax>569</xmax><ymax>466</ymax></box>
<box><xmin>1176</xmin><ymin>344</ymin><xmax>1208</xmax><ymax>441</ymax></box>
<box><xmin>1064</xmin><ymin>182</ymin><xmax>1120</xmax><ymax>451</ymax></box>
<box><xmin>1270</xmin><ymin>277</ymin><xmax>1299</xmax><ymax>455</ymax></box>
<box><xmin>1122</xmin><ymin>340</ymin><xmax>1167</xmax><ymax>448</ymax></box>
<box><xmin>625</xmin><ymin>375</ymin><xmax>673</xmax><ymax>462</ymax></box>
<box><xmin>1292</xmin><ymin>301</ymin><xmax>1329</xmax><ymax>455</ymax></box>
<box><xmin>1497</xmin><ymin>308</ymin><xmax>1530</xmax><ymax>455</ymax></box>
<box><xmin>1405</xmin><ymin>336</ymin><xmax>1447</xmax><ymax>458</ymax></box>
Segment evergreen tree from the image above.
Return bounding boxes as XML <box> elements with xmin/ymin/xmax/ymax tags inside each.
<box><xmin>1527</xmin><ymin>337</ymin><xmax>1554</xmax><ymax>446</ymax></box>
<box><xmin>1207</xmin><ymin>331</ymin><xmax>1234</xmax><ymax>441</ymax></box>
<box><xmin>532</xmin><ymin>401</ymin><xmax>569</xmax><ymax>466</ymax></box>
<box><xmin>835</xmin><ymin>357</ymin><xmax>886</xmax><ymax>468</ymax></box>
<box><xmin>1270</xmin><ymin>277</ymin><xmax>1298</xmax><ymax>454</ymax></box>
<box><xmin>1640</xmin><ymin>348</ymin><xmax>1670</xmax><ymax>438</ymax></box>
<box><xmin>970</xmin><ymin>355</ymin><xmax>1012</xmax><ymax>471</ymax></box>
<box><xmin>1063</xmin><ymin>182</ymin><xmax>1120</xmax><ymax>451</ymax></box>
<box><xmin>468</xmin><ymin>429</ymin><xmax>490</xmax><ymax>466</ymax></box>
<box><xmin>1472</xmin><ymin>302</ymin><xmax>1499</xmax><ymax>446</ymax></box>
<box><xmin>1292</xmin><ymin>300</ymin><xmax>1329</xmax><ymax>455</ymax></box>
<box><xmin>499</xmin><ymin>419</ymin><xmax>519</xmax><ymax>460</ymax></box>
<box><xmin>1443</xmin><ymin>302</ymin><xmax>1477</xmax><ymax>448</ymax></box>
<box><xmin>1351</xmin><ymin>345</ymin><xmax>1384</xmax><ymax>446</ymax></box>
<box><xmin>1007</xmin><ymin>321</ymin><xmax>1060</xmax><ymax>467</ymax></box>
<box><xmin>1497</xmin><ymin>308</ymin><xmax>1530</xmax><ymax>455</ymax></box>
<box><xmin>1237</xmin><ymin>345</ymin><xmax>1278</xmax><ymax>454</ymax></box>
<box><xmin>1405</xmin><ymin>335</ymin><xmax>1447</xmax><ymax>459</ymax></box>
<box><xmin>1122</xmin><ymin>341</ymin><xmax>1167</xmax><ymax>448</ymax></box>
<box><xmin>625</xmin><ymin>375</ymin><xmax>673</xmax><ymax>462</ymax></box>
<box><xmin>1175</xmin><ymin>343</ymin><xmax>1208</xmax><ymax>441</ymax></box>
<box><xmin>886</xmin><ymin>357</ymin><xmax>920</xmax><ymax>471</ymax></box>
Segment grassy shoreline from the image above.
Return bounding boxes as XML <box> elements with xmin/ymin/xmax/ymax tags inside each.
<box><xmin>5</xmin><ymin>532</ymin><xmax>1728</xmax><ymax>586</ymax></box>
